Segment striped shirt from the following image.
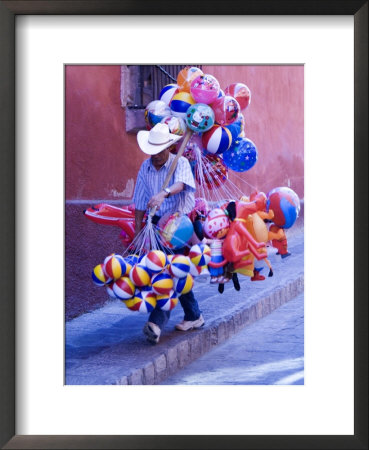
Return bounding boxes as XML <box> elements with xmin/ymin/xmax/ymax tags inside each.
<box><xmin>133</xmin><ymin>153</ymin><xmax>196</xmax><ymax>216</ymax></box>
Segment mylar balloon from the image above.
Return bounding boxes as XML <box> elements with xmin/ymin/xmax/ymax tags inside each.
<box><xmin>222</xmin><ymin>137</ymin><xmax>258</xmax><ymax>172</ymax></box>
<box><xmin>186</xmin><ymin>103</ymin><xmax>215</xmax><ymax>133</ymax></box>
<box><xmin>211</xmin><ymin>95</ymin><xmax>240</xmax><ymax>126</ymax></box>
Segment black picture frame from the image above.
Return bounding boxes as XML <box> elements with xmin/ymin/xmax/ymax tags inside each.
<box><xmin>1</xmin><ymin>1</ymin><xmax>367</xmax><ymax>449</ymax></box>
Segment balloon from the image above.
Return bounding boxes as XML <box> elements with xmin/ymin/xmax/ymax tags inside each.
<box><xmin>188</xmin><ymin>197</ymin><xmax>210</xmax><ymax>222</ymax></box>
<box><xmin>266</xmin><ymin>187</ymin><xmax>300</xmax><ymax>229</ymax></box>
<box><xmin>112</xmin><ymin>276</ymin><xmax>136</xmax><ymax>300</ymax></box>
<box><xmin>145</xmin><ymin>250</ymin><xmax>168</xmax><ymax>273</ymax></box>
<box><xmin>151</xmin><ymin>272</ymin><xmax>174</xmax><ymax>296</ymax></box>
<box><xmin>92</xmin><ymin>263</ymin><xmax>111</xmax><ymax>286</ymax></box>
<box><xmin>202</xmin><ymin>124</ymin><xmax>232</xmax><ymax>154</ymax></box>
<box><xmin>186</xmin><ymin>103</ymin><xmax>215</xmax><ymax>133</ymax></box>
<box><xmin>189</xmin><ymin>243</ymin><xmax>211</xmax><ymax>267</ymax></box>
<box><xmin>105</xmin><ymin>281</ymin><xmax>118</xmax><ymax>299</ymax></box>
<box><xmin>177</xmin><ymin>66</ymin><xmax>203</xmax><ymax>92</ymax></box>
<box><xmin>159</xmin><ymin>83</ymin><xmax>179</xmax><ymax>106</ymax></box>
<box><xmin>195</xmin><ymin>153</ymin><xmax>228</xmax><ymax>189</ymax></box>
<box><xmin>168</xmin><ymin>255</ymin><xmax>191</xmax><ymax>278</ymax></box>
<box><xmin>129</xmin><ymin>264</ymin><xmax>151</xmax><ymax>287</ymax></box>
<box><xmin>158</xmin><ymin>212</ymin><xmax>194</xmax><ymax>249</ymax></box>
<box><xmin>104</xmin><ymin>254</ymin><xmax>131</xmax><ymax>280</ymax></box>
<box><xmin>203</xmin><ymin>208</ymin><xmax>230</xmax><ymax>239</ymax></box>
<box><xmin>222</xmin><ymin>199</ymin><xmax>268</xmax><ymax>267</ymax></box>
<box><xmin>156</xmin><ymin>290</ymin><xmax>179</xmax><ymax>311</ymax></box>
<box><xmin>225</xmin><ymin>83</ymin><xmax>251</xmax><ymax>110</ymax></box>
<box><xmin>170</xmin><ymin>92</ymin><xmax>196</xmax><ymax>119</ymax></box>
<box><xmin>160</xmin><ymin>115</ymin><xmax>186</xmax><ymax>136</ymax></box>
<box><xmin>226</xmin><ymin>113</ymin><xmax>245</xmax><ymax>142</ymax></box>
<box><xmin>222</xmin><ymin>137</ymin><xmax>258</xmax><ymax>172</ymax></box>
<box><xmin>211</xmin><ymin>95</ymin><xmax>240</xmax><ymax>126</ymax></box>
<box><xmin>145</xmin><ymin>100</ymin><xmax>171</xmax><ymax>129</ymax></box>
<box><xmin>173</xmin><ymin>274</ymin><xmax>194</xmax><ymax>295</ymax></box>
<box><xmin>124</xmin><ymin>290</ymin><xmax>157</xmax><ymax>313</ymax></box>
<box><xmin>190</xmin><ymin>74</ymin><xmax>220</xmax><ymax>104</ymax></box>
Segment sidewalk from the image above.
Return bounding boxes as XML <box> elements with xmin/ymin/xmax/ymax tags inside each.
<box><xmin>65</xmin><ymin>227</ymin><xmax>304</xmax><ymax>385</ymax></box>
<box><xmin>162</xmin><ymin>292</ymin><xmax>304</xmax><ymax>385</ymax></box>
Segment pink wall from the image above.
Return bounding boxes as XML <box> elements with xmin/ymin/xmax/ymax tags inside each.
<box><xmin>65</xmin><ymin>65</ymin><xmax>303</xmax><ymax>320</ymax></box>
<box><xmin>65</xmin><ymin>65</ymin><xmax>145</xmax><ymax>201</ymax></box>
<box><xmin>66</xmin><ymin>65</ymin><xmax>304</xmax><ymax>202</ymax></box>
<box><xmin>203</xmin><ymin>65</ymin><xmax>304</xmax><ymax>199</ymax></box>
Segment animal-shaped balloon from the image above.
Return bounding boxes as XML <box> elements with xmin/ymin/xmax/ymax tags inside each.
<box><xmin>222</xmin><ymin>193</ymin><xmax>270</xmax><ymax>278</ymax></box>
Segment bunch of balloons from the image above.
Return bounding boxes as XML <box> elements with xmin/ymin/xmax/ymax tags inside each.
<box><xmin>185</xmin><ymin>186</ymin><xmax>301</xmax><ymax>283</ymax></box>
<box><xmin>144</xmin><ymin>66</ymin><xmax>258</xmax><ymax>182</ymax></box>
<box><xmin>92</xmin><ymin>244</ymin><xmax>213</xmax><ymax>313</ymax></box>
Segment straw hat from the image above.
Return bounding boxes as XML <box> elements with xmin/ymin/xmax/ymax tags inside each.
<box><xmin>137</xmin><ymin>123</ymin><xmax>182</xmax><ymax>155</ymax></box>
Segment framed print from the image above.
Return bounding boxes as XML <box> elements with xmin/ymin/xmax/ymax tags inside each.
<box><xmin>1</xmin><ymin>1</ymin><xmax>368</xmax><ymax>449</ymax></box>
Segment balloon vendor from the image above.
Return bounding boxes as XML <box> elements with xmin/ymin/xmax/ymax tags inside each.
<box><xmin>133</xmin><ymin>123</ymin><xmax>204</xmax><ymax>344</ymax></box>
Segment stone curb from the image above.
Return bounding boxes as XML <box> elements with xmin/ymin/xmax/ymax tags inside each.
<box><xmin>114</xmin><ymin>275</ymin><xmax>304</xmax><ymax>385</ymax></box>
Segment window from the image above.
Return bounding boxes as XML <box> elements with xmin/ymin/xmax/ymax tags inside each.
<box><xmin>122</xmin><ymin>65</ymin><xmax>202</xmax><ymax>133</ymax></box>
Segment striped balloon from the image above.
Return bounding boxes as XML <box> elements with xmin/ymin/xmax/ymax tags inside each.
<box><xmin>173</xmin><ymin>273</ymin><xmax>194</xmax><ymax>295</ymax></box>
<box><xmin>92</xmin><ymin>263</ymin><xmax>112</xmax><ymax>286</ymax></box>
<box><xmin>189</xmin><ymin>243</ymin><xmax>211</xmax><ymax>267</ymax></box>
<box><xmin>105</xmin><ymin>282</ymin><xmax>117</xmax><ymax>299</ymax></box>
<box><xmin>126</xmin><ymin>253</ymin><xmax>140</xmax><ymax>266</ymax></box>
<box><xmin>129</xmin><ymin>264</ymin><xmax>151</xmax><ymax>287</ymax></box>
<box><xmin>168</xmin><ymin>254</ymin><xmax>191</xmax><ymax>278</ymax></box>
<box><xmin>146</xmin><ymin>250</ymin><xmax>168</xmax><ymax>273</ymax></box>
<box><xmin>104</xmin><ymin>254</ymin><xmax>131</xmax><ymax>280</ymax></box>
<box><xmin>124</xmin><ymin>290</ymin><xmax>157</xmax><ymax>313</ymax></box>
<box><xmin>112</xmin><ymin>276</ymin><xmax>135</xmax><ymax>300</ymax></box>
<box><xmin>170</xmin><ymin>92</ymin><xmax>195</xmax><ymax>119</ymax></box>
<box><xmin>202</xmin><ymin>124</ymin><xmax>232</xmax><ymax>154</ymax></box>
<box><xmin>151</xmin><ymin>272</ymin><xmax>174</xmax><ymax>296</ymax></box>
<box><xmin>189</xmin><ymin>260</ymin><xmax>202</xmax><ymax>277</ymax></box>
<box><xmin>159</xmin><ymin>83</ymin><xmax>179</xmax><ymax>106</ymax></box>
<box><xmin>156</xmin><ymin>290</ymin><xmax>179</xmax><ymax>311</ymax></box>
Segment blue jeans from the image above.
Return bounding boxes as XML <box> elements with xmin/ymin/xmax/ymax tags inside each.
<box><xmin>148</xmin><ymin>240</ymin><xmax>202</xmax><ymax>329</ymax></box>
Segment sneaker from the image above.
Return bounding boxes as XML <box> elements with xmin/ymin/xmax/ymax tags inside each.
<box><xmin>143</xmin><ymin>321</ymin><xmax>161</xmax><ymax>344</ymax></box>
<box><xmin>175</xmin><ymin>314</ymin><xmax>205</xmax><ymax>331</ymax></box>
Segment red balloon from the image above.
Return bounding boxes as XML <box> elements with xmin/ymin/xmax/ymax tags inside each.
<box><xmin>211</xmin><ymin>95</ymin><xmax>240</xmax><ymax>126</ymax></box>
<box><xmin>225</xmin><ymin>83</ymin><xmax>251</xmax><ymax>110</ymax></box>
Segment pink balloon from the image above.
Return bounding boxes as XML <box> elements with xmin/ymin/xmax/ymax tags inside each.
<box><xmin>190</xmin><ymin>74</ymin><xmax>220</xmax><ymax>104</ymax></box>
<box><xmin>211</xmin><ymin>95</ymin><xmax>240</xmax><ymax>126</ymax></box>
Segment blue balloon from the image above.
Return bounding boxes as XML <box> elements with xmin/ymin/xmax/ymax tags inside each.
<box><xmin>225</xmin><ymin>122</ymin><xmax>242</xmax><ymax>141</ymax></box>
<box><xmin>222</xmin><ymin>137</ymin><xmax>258</xmax><ymax>172</ymax></box>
